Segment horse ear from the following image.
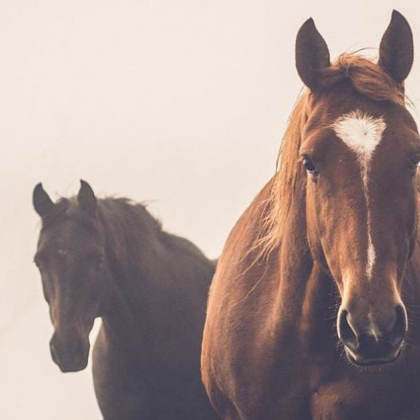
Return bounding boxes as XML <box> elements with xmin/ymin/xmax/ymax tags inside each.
<box><xmin>296</xmin><ymin>18</ymin><xmax>330</xmax><ymax>91</ymax></box>
<box><xmin>33</xmin><ymin>183</ymin><xmax>55</xmax><ymax>217</ymax></box>
<box><xmin>78</xmin><ymin>180</ymin><xmax>97</xmax><ymax>216</ymax></box>
<box><xmin>378</xmin><ymin>10</ymin><xmax>414</xmax><ymax>84</ymax></box>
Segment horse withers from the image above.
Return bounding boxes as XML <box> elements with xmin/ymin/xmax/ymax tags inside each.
<box><xmin>202</xmin><ymin>11</ymin><xmax>420</xmax><ymax>420</ymax></box>
<box><xmin>33</xmin><ymin>180</ymin><xmax>219</xmax><ymax>420</ymax></box>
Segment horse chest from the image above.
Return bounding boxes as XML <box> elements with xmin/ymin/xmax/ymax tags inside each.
<box><xmin>249</xmin><ymin>351</ymin><xmax>420</xmax><ymax>420</ymax></box>
<box><xmin>309</xmin><ymin>377</ymin><xmax>420</xmax><ymax>420</ymax></box>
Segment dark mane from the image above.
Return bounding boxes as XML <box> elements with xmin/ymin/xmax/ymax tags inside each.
<box><xmin>41</xmin><ymin>196</ymin><xmax>161</xmax><ymax>232</ymax></box>
<box><xmin>97</xmin><ymin>198</ymin><xmax>167</xmax><ymax>264</ymax></box>
<box><xmin>40</xmin><ymin>193</ymin><xmax>211</xmax><ymax>271</ymax></box>
<box><xmin>40</xmin><ymin>196</ymin><xmax>162</xmax><ymax>252</ymax></box>
<box><xmin>98</xmin><ymin>197</ymin><xmax>162</xmax><ymax>236</ymax></box>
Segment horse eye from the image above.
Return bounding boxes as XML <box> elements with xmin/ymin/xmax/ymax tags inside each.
<box><xmin>410</xmin><ymin>154</ymin><xmax>420</xmax><ymax>169</ymax></box>
<box><xmin>302</xmin><ymin>157</ymin><xmax>318</xmax><ymax>175</ymax></box>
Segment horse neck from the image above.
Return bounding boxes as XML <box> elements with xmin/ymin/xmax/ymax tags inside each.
<box><xmin>97</xmin><ymin>202</ymin><xmax>168</xmax><ymax>340</ymax></box>
<box><xmin>97</xmin><ymin>201</ymin><xmax>211</xmax><ymax>345</ymax></box>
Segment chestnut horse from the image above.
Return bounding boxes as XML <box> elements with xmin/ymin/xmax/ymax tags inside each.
<box><xmin>202</xmin><ymin>11</ymin><xmax>420</xmax><ymax>420</ymax></box>
<box><xmin>33</xmin><ymin>181</ymin><xmax>219</xmax><ymax>420</ymax></box>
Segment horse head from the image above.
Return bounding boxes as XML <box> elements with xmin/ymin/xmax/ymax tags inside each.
<box><xmin>33</xmin><ymin>181</ymin><xmax>111</xmax><ymax>372</ymax></box>
<box><xmin>296</xmin><ymin>11</ymin><xmax>419</xmax><ymax>366</ymax></box>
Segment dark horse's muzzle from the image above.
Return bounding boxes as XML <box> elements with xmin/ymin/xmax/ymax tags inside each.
<box><xmin>337</xmin><ymin>304</ymin><xmax>407</xmax><ymax>366</ymax></box>
<box><xmin>50</xmin><ymin>332</ymin><xmax>90</xmax><ymax>373</ymax></box>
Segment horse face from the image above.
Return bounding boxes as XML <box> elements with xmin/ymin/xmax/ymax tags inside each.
<box><xmin>302</xmin><ymin>95</ymin><xmax>419</xmax><ymax>365</ymax></box>
<box><xmin>296</xmin><ymin>13</ymin><xmax>419</xmax><ymax>366</ymax></box>
<box><xmin>33</xmin><ymin>181</ymin><xmax>110</xmax><ymax>372</ymax></box>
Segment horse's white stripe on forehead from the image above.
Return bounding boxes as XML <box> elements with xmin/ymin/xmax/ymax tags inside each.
<box><xmin>333</xmin><ymin>110</ymin><xmax>387</xmax><ymax>280</ymax></box>
<box><xmin>333</xmin><ymin>110</ymin><xmax>386</xmax><ymax>159</ymax></box>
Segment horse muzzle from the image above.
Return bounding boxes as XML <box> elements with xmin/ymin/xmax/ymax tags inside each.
<box><xmin>50</xmin><ymin>333</ymin><xmax>90</xmax><ymax>373</ymax></box>
<box><xmin>337</xmin><ymin>304</ymin><xmax>407</xmax><ymax>366</ymax></box>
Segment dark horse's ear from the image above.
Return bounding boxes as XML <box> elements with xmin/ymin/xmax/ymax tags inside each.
<box><xmin>378</xmin><ymin>10</ymin><xmax>413</xmax><ymax>84</ymax></box>
<box><xmin>78</xmin><ymin>180</ymin><xmax>97</xmax><ymax>216</ymax></box>
<box><xmin>33</xmin><ymin>183</ymin><xmax>55</xmax><ymax>217</ymax></box>
<box><xmin>295</xmin><ymin>18</ymin><xmax>330</xmax><ymax>91</ymax></box>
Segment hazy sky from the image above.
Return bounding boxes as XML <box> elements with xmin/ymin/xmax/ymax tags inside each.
<box><xmin>1</xmin><ymin>1</ymin><xmax>420</xmax><ymax>419</ymax></box>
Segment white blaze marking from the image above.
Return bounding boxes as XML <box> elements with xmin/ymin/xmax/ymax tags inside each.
<box><xmin>333</xmin><ymin>110</ymin><xmax>386</xmax><ymax>280</ymax></box>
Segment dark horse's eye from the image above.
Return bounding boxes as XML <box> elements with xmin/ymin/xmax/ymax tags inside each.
<box><xmin>410</xmin><ymin>154</ymin><xmax>420</xmax><ymax>170</ymax></box>
<box><xmin>302</xmin><ymin>156</ymin><xmax>318</xmax><ymax>175</ymax></box>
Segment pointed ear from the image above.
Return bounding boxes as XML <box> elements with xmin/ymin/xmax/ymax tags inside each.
<box><xmin>378</xmin><ymin>10</ymin><xmax>414</xmax><ymax>84</ymax></box>
<box><xmin>33</xmin><ymin>183</ymin><xmax>55</xmax><ymax>217</ymax></box>
<box><xmin>78</xmin><ymin>180</ymin><xmax>97</xmax><ymax>216</ymax></box>
<box><xmin>296</xmin><ymin>18</ymin><xmax>330</xmax><ymax>91</ymax></box>
<box><xmin>77</xmin><ymin>179</ymin><xmax>97</xmax><ymax>216</ymax></box>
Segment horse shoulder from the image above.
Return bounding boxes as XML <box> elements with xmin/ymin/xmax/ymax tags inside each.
<box><xmin>202</xmin><ymin>179</ymin><xmax>280</xmax><ymax>418</ymax></box>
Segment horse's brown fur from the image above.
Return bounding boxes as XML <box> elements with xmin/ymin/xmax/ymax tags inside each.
<box><xmin>202</xmin><ymin>12</ymin><xmax>420</xmax><ymax>420</ymax></box>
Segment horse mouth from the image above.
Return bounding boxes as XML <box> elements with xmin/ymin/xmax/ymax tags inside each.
<box><xmin>55</xmin><ymin>357</ymin><xmax>89</xmax><ymax>373</ymax></box>
<box><xmin>344</xmin><ymin>346</ymin><xmax>402</xmax><ymax>367</ymax></box>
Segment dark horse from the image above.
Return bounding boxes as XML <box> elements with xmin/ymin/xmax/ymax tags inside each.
<box><xmin>202</xmin><ymin>11</ymin><xmax>420</xmax><ymax>420</ymax></box>
<box><xmin>33</xmin><ymin>180</ymin><xmax>219</xmax><ymax>420</ymax></box>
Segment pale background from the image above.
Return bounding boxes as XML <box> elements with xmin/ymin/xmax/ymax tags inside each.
<box><xmin>1</xmin><ymin>1</ymin><xmax>419</xmax><ymax>419</ymax></box>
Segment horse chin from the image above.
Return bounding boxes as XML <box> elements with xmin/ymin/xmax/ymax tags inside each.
<box><xmin>55</xmin><ymin>355</ymin><xmax>89</xmax><ymax>373</ymax></box>
<box><xmin>344</xmin><ymin>347</ymin><xmax>402</xmax><ymax>369</ymax></box>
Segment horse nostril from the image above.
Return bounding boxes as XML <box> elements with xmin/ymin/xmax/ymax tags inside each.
<box><xmin>338</xmin><ymin>309</ymin><xmax>359</xmax><ymax>352</ymax></box>
<box><xmin>389</xmin><ymin>304</ymin><xmax>407</xmax><ymax>347</ymax></box>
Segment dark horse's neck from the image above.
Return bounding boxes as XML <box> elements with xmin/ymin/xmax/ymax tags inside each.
<box><xmin>95</xmin><ymin>198</ymin><xmax>214</xmax><ymax>347</ymax></box>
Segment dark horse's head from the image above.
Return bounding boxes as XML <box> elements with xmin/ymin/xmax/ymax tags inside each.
<box><xmin>294</xmin><ymin>11</ymin><xmax>419</xmax><ymax>366</ymax></box>
<box><xmin>33</xmin><ymin>181</ymin><xmax>111</xmax><ymax>372</ymax></box>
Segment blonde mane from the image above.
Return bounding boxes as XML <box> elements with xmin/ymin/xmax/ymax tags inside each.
<box><xmin>259</xmin><ymin>53</ymin><xmax>407</xmax><ymax>257</ymax></box>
